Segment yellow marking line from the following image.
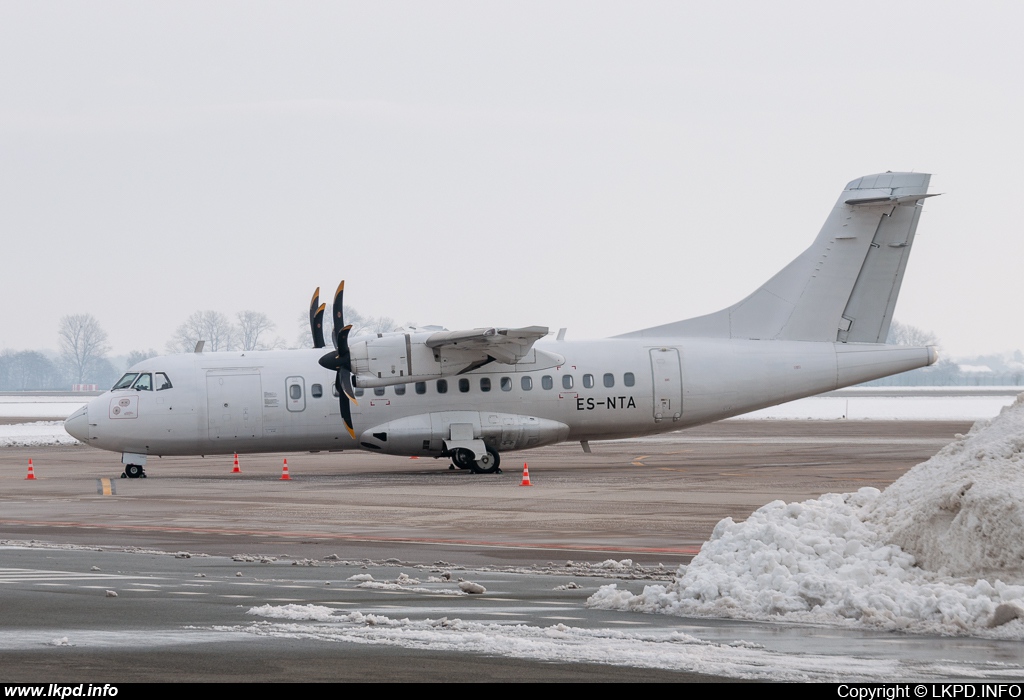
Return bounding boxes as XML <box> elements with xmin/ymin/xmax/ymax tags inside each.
<box><xmin>632</xmin><ymin>449</ymin><xmax>693</xmax><ymax>466</ymax></box>
<box><xmin>95</xmin><ymin>478</ymin><xmax>115</xmax><ymax>496</ymax></box>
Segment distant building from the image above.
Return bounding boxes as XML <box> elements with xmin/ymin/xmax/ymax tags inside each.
<box><xmin>71</xmin><ymin>384</ymin><xmax>99</xmax><ymax>392</ymax></box>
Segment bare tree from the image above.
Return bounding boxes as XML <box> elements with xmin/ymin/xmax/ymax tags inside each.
<box><xmin>167</xmin><ymin>311</ymin><xmax>236</xmax><ymax>353</ymax></box>
<box><xmin>124</xmin><ymin>349</ymin><xmax>158</xmax><ymax>370</ymax></box>
<box><xmin>0</xmin><ymin>350</ymin><xmax>62</xmax><ymax>390</ymax></box>
<box><xmin>886</xmin><ymin>320</ymin><xmax>939</xmax><ymax>347</ymax></box>
<box><xmin>296</xmin><ymin>304</ymin><xmax>397</xmax><ymax>347</ymax></box>
<box><xmin>58</xmin><ymin>314</ymin><xmax>111</xmax><ymax>383</ymax></box>
<box><xmin>237</xmin><ymin>311</ymin><xmax>279</xmax><ymax>351</ymax></box>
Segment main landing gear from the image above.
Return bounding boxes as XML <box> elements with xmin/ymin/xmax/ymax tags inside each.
<box><xmin>122</xmin><ymin>464</ymin><xmax>147</xmax><ymax>479</ymax></box>
<box><xmin>449</xmin><ymin>447</ymin><xmax>502</xmax><ymax>474</ymax></box>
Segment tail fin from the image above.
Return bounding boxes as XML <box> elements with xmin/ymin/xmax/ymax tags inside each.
<box><xmin>620</xmin><ymin>172</ymin><xmax>935</xmax><ymax>343</ymax></box>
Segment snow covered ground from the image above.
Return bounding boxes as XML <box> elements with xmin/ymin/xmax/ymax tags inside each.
<box><xmin>734</xmin><ymin>394</ymin><xmax>1016</xmax><ymax>420</ymax></box>
<box><xmin>589</xmin><ymin>396</ymin><xmax>1024</xmax><ymax>641</ymax></box>
<box><xmin>0</xmin><ymin>395</ymin><xmax>87</xmax><ymax>419</ymax></box>
<box><xmin>0</xmin><ymin>421</ymin><xmax>80</xmax><ymax>447</ymax></box>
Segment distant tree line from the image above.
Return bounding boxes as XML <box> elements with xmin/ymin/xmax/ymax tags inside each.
<box><xmin>1</xmin><ymin>306</ymin><xmax>402</xmax><ymax>391</ymax></box>
<box><xmin>866</xmin><ymin>321</ymin><xmax>1024</xmax><ymax>387</ymax></box>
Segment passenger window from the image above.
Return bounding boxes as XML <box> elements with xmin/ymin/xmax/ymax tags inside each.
<box><xmin>521</xmin><ymin>376</ymin><xmax>533</xmax><ymax>390</ymax></box>
<box><xmin>480</xmin><ymin>378</ymin><xmax>491</xmax><ymax>392</ymax></box>
<box><xmin>624</xmin><ymin>372</ymin><xmax>635</xmax><ymax>387</ymax></box>
<box><xmin>354</xmin><ymin>386</ymin><xmax>365</xmax><ymax>397</ymax></box>
<box><xmin>459</xmin><ymin>378</ymin><xmax>470</xmax><ymax>393</ymax></box>
<box><xmin>415</xmin><ymin>382</ymin><xmax>426</xmax><ymax>395</ymax></box>
<box><xmin>289</xmin><ymin>384</ymin><xmax>302</xmax><ymax>400</ymax></box>
<box><xmin>562</xmin><ymin>375</ymin><xmax>573</xmax><ymax>390</ymax></box>
<box><xmin>113</xmin><ymin>373</ymin><xmax>138</xmax><ymax>390</ymax></box>
<box><xmin>156</xmin><ymin>373</ymin><xmax>173</xmax><ymax>391</ymax></box>
<box><xmin>500</xmin><ymin>377</ymin><xmax>512</xmax><ymax>391</ymax></box>
<box><xmin>394</xmin><ymin>384</ymin><xmax>406</xmax><ymax>395</ymax></box>
<box><xmin>332</xmin><ymin>384</ymin><xmax>339</xmax><ymax>398</ymax></box>
<box><xmin>583</xmin><ymin>374</ymin><xmax>594</xmax><ymax>388</ymax></box>
<box><xmin>603</xmin><ymin>373</ymin><xmax>614</xmax><ymax>388</ymax></box>
<box><xmin>437</xmin><ymin>379</ymin><xmax>448</xmax><ymax>394</ymax></box>
<box><xmin>374</xmin><ymin>387</ymin><xmax>385</xmax><ymax>396</ymax></box>
<box><xmin>542</xmin><ymin>375</ymin><xmax>553</xmax><ymax>390</ymax></box>
<box><xmin>133</xmin><ymin>373</ymin><xmax>153</xmax><ymax>391</ymax></box>
<box><xmin>311</xmin><ymin>383</ymin><xmax>322</xmax><ymax>398</ymax></box>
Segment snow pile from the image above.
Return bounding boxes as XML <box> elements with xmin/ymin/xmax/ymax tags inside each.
<box><xmin>867</xmin><ymin>399</ymin><xmax>1024</xmax><ymax>577</ymax></box>
<box><xmin>0</xmin><ymin>421</ymin><xmax>79</xmax><ymax>447</ymax></box>
<box><xmin>248</xmin><ymin>604</ymin><xmax>338</xmax><ymax>621</ymax></box>
<box><xmin>458</xmin><ymin>580</ymin><xmax>486</xmax><ymax>594</ymax></box>
<box><xmin>589</xmin><ymin>395</ymin><xmax>1024</xmax><ymax>638</ymax></box>
<box><xmin>591</xmin><ymin>559</ymin><xmax>634</xmax><ymax>571</ymax></box>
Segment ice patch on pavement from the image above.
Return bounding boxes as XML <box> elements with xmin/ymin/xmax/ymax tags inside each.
<box><xmin>589</xmin><ymin>395</ymin><xmax>1024</xmax><ymax>639</ymax></box>
<box><xmin>356</xmin><ymin>580</ymin><xmax>467</xmax><ymax>596</ymax></box>
<box><xmin>221</xmin><ymin>610</ymin><xmax>1021</xmax><ymax>682</ymax></box>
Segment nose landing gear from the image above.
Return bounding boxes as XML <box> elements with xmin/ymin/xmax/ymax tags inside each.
<box><xmin>122</xmin><ymin>464</ymin><xmax>147</xmax><ymax>479</ymax></box>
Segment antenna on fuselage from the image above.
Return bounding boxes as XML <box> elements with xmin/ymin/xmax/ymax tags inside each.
<box><xmin>194</xmin><ymin>340</ymin><xmax>205</xmax><ymax>353</ymax></box>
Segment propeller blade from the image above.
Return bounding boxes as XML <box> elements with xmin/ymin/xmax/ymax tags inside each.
<box><xmin>336</xmin><ymin>377</ymin><xmax>356</xmax><ymax>439</ymax></box>
<box><xmin>309</xmin><ymin>287</ymin><xmax>326</xmax><ymax>349</ymax></box>
<box><xmin>331</xmin><ymin>281</ymin><xmax>345</xmax><ymax>350</ymax></box>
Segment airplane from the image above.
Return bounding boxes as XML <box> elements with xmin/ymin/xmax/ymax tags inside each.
<box><xmin>65</xmin><ymin>172</ymin><xmax>939</xmax><ymax>478</ymax></box>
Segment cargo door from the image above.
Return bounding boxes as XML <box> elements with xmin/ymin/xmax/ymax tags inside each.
<box><xmin>207</xmin><ymin>372</ymin><xmax>264</xmax><ymax>440</ymax></box>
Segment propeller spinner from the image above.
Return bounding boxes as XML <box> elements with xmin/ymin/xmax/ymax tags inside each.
<box><xmin>317</xmin><ymin>281</ymin><xmax>358</xmax><ymax>439</ymax></box>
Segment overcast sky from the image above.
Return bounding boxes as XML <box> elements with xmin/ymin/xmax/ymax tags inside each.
<box><xmin>1</xmin><ymin>1</ymin><xmax>1021</xmax><ymax>358</ymax></box>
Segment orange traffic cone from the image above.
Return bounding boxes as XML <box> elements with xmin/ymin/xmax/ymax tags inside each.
<box><xmin>25</xmin><ymin>459</ymin><xmax>36</xmax><ymax>481</ymax></box>
<box><xmin>409</xmin><ymin>456</ymin><xmax>418</xmax><ymax>459</ymax></box>
<box><xmin>520</xmin><ymin>463</ymin><xmax>532</xmax><ymax>486</ymax></box>
<box><xmin>232</xmin><ymin>453</ymin><xmax>241</xmax><ymax>473</ymax></box>
<box><xmin>280</xmin><ymin>459</ymin><xmax>291</xmax><ymax>480</ymax></box>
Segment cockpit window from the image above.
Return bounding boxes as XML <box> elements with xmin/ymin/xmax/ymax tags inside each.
<box><xmin>133</xmin><ymin>373</ymin><xmax>153</xmax><ymax>391</ymax></box>
<box><xmin>156</xmin><ymin>373</ymin><xmax>172</xmax><ymax>391</ymax></box>
<box><xmin>113</xmin><ymin>373</ymin><xmax>138</xmax><ymax>390</ymax></box>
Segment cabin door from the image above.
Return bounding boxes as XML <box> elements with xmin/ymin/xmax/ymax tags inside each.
<box><xmin>649</xmin><ymin>348</ymin><xmax>682</xmax><ymax>422</ymax></box>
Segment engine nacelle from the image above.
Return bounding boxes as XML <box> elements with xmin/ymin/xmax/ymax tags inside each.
<box><xmin>358</xmin><ymin>411</ymin><xmax>570</xmax><ymax>457</ymax></box>
<box><xmin>349</xmin><ymin>330</ymin><xmax>563</xmax><ymax>388</ymax></box>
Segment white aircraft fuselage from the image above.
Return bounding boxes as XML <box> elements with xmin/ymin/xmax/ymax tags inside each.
<box><xmin>67</xmin><ymin>338</ymin><xmax>933</xmax><ymax>458</ymax></box>
<box><xmin>64</xmin><ymin>172</ymin><xmax>940</xmax><ymax>477</ymax></box>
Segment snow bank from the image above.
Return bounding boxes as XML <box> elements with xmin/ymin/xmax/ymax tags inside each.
<box><xmin>0</xmin><ymin>421</ymin><xmax>79</xmax><ymax>447</ymax></box>
<box><xmin>589</xmin><ymin>395</ymin><xmax>1024</xmax><ymax>638</ymax></box>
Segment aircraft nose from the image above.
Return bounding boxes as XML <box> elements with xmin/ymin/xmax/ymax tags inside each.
<box><xmin>64</xmin><ymin>405</ymin><xmax>89</xmax><ymax>442</ymax></box>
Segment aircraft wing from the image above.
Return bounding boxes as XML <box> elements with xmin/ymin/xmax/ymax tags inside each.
<box><xmin>425</xmin><ymin>326</ymin><xmax>549</xmax><ymax>365</ymax></box>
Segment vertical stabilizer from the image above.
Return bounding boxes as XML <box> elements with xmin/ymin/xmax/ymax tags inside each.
<box><xmin>619</xmin><ymin>172</ymin><xmax>934</xmax><ymax>342</ymax></box>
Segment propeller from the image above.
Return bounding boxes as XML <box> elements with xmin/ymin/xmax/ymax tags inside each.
<box><xmin>309</xmin><ymin>287</ymin><xmax>326</xmax><ymax>349</ymax></box>
<box><xmin>317</xmin><ymin>281</ymin><xmax>357</xmax><ymax>439</ymax></box>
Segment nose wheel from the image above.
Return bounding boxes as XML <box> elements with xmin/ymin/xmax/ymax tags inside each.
<box><xmin>122</xmin><ymin>464</ymin><xmax>147</xmax><ymax>479</ymax></box>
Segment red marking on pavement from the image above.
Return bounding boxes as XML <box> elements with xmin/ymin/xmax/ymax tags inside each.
<box><xmin>0</xmin><ymin>518</ymin><xmax>701</xmax><ymax>555</ymax></box>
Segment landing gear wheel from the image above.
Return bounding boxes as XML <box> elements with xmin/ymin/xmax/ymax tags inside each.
<box><xmin>451</xmin><ymin>448</ymin><xmax>475</xmax><ymax>470</ymax></box>
<box><xmin>470</xmin><ymin>448</ymin><xmax>501</xmax><ymax>475</ymax></box>
<box><xmin>123</xmin><ymin>464</ymin><xmax>146</xmax><ymax>479</ymax></box>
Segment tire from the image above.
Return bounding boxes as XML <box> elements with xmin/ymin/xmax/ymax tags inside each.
<box><xmin>125</xmin><ymin>464</ymin><xmax>143</xmax><ymax>479</ymax></box>
<box><xmin>471</xmin><ymin>448</ymin><xmax>501</xmax><ymax>475</ymax></box>
<box><xmin>452</xmin><ymin>448</ymin><xmax>474</xmax><ymax>470</ymax></box>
